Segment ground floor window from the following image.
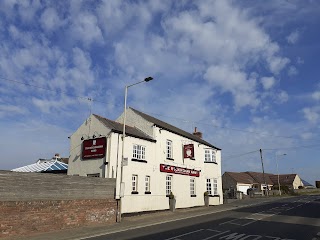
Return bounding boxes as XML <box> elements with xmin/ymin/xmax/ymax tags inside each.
<box><xmin>206</xmin><ymin>178</ymin><xmax>212</xmax><ymax>195</ymax></box>
<box><xmin>206</xmin><ymin>178</ymin><xmax>218</xmax><ymax>195</ymax></box>
<box><xmin>145</xmin><ymin>175</ymin><xmax>150</xmax><ymax>193</ymax></box>
<box><xmin>166</xmin><ymin>175</ymin><xmax>172</xmax><ymax>196</ymax></box>
<box><xmin>132</xmin><ymin>175</ymin><xmax>138</xmax><ymax>193</ymax></box>
<box><xmin>213</xmin><ymin>178</ymin><xmax>218</xmax><ymax>195</ymax></box>
<box><xmin>190</xmin><ymin>177</ymin><xmax>196</xmax><ymax>196</ymax></box>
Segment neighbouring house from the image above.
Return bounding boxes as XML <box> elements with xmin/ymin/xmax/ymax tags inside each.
<box><xmin>68</xmin><ymin>107</ymin><xmax>223</xmax><ymax>213</ymax></box>
<box><xmin>268</xmin><ymin>174</ymin><xmax>304</xmax><ymax>190</ymax></box>
<box><xmin>222</xmin><ymin>171</ymin><xmax>304</xmax><ymax>194</ymax></box>
<box><xmin>11</xmin><ymin>154</ymin><xmax>68</xmax><ymax>174</ymax></box>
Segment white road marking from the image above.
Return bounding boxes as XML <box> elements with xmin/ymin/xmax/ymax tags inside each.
<box><xmin>202</xmin><ymin>230</ymin><xmax>230</xmax><ymax>240</ymax></box>
<box><xmin>164</xmin><ymin>229</ymin><xmax>204</xmax><ymax>240</ymax></box>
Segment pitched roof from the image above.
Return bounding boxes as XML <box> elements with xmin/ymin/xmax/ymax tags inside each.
<box><xmin>269</xmin><ymin>174</ymin><xmax>297</xmax><ymax>185</ymax></box>
<box><xmin>11</xmin><ymin>159</ymin><xmax>68</xmax><ymax>173</ymax></box>
<box><xmin>226</xmin><ymin>171</ymin><xmax>299</xmax><ymax>185</ymax></box>
<box><xmin>225</xmin><ymin>172</ymin><xmax>256</xmax><ymax>184</ymax></box>
<box><xmin>93</xmin><ymin>114</ymin><xmax>156</xmax><ymax>142</ymax></box>
<box><xmin>129</xmin><ymin>107</ymin><xmax>221</xmax><ymax>150</ymax></box>
<box><xmin>245</xmin><ymin>171</ymin><xmax>274</xmax><ymax>185</ymax></box>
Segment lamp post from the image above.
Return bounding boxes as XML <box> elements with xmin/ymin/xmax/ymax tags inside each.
<box><xmin>117</xmin><ymin>76</ymin><xmax>153</xmax><ymax>222</ymax></box>
<box><xmin>275</xmin><ymin>153</ymin><xmax>286</xmax><ymax>196</ymax></box>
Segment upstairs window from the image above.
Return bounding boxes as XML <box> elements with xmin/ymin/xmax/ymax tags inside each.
<box><xmin>166</xmin><ymin>140</ymin><xmax>173</xmax><ymax>159</ymax></box>
<box><xmin>133</xmin><ymin>144</ymin><xmax>146</xmax><ymax>160</ymax></box>
<box><xmin>205</xmin><ymin>149</ymin><xmax>216</xmax><ymax>163</ymax></box>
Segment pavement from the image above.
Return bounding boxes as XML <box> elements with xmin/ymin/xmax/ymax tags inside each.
<box><xmin>4</xmin><ymin>196</ymin><xmax>292</xmax><ymax>240</ymax></box>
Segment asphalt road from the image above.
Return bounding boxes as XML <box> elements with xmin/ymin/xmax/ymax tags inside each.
<box><xmin>86</xmin><ymin>195</ymin><xmax>320</xmax><ymax>240</ymax></box>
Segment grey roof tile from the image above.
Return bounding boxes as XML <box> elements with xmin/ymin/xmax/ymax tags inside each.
<box><xmin>93</xmin><ymin>114</ymin><xmax>156</xmax><ymax>142</ymax></box>
<box><xmin>130</xmin><ymin>107</ymin><xmax>221</xmax><ymax>150</ymax></box>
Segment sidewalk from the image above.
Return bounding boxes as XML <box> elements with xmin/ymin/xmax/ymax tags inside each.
<box><xmin>5</xmin><ymin>197</ymin><xmax>289</xmax><ymax>240</ymax></box>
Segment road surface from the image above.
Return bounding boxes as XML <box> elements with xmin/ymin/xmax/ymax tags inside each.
<box><xmin>86</xmin><ymin>195</ymin><xmax>320</xmax><ymax>240</ymax></box>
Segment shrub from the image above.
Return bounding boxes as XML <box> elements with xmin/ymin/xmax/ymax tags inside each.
<box><xmin>169</xmin><ymin>192</ymin><xmax>175</xmax><ymax>199</ymax></box>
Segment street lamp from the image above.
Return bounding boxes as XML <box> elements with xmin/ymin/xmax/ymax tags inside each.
<box><xmin>117</xmin><ymin>76</ymin><xmax>154</xmax><ymax>222</ymax></box>
<box><xmin>275</xmin><ymin>153</ymin><xmax>286</xmax><ymax>196</ymax></box>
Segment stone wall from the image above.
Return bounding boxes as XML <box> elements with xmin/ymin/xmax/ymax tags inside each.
<box><xmin>0</xmin><ymin>171</ymin><xmax>117</xmax><ymax>238</ymax></box>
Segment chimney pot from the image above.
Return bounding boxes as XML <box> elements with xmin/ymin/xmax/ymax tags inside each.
<box><xmin>192</xmin><ymin>127</ymin><xmax>202</xmax><ymax>139</ymax></box>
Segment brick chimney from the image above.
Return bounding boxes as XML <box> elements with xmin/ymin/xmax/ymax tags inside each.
<box><xmin>193</xmin><ymin>127</ymin><xmax>202</xmax><ymax>139</ymax></box>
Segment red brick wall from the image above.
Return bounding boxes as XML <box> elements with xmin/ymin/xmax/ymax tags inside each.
<box><xmin>0</xmin><ymin>199</ymin><xmax>117</xmax><ymax>238</ymax></box>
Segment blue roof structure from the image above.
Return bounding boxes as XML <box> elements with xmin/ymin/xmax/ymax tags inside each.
<box><xmin>12</xmin><ymin>159</ymin><xmax>68</xmax><ymax>173</ymax></box>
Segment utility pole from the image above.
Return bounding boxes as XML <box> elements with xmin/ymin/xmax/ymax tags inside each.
<box><xmin>260</xmin><ymin>149</ymin><xmax>267</xmax><ymax>196</ymax></box>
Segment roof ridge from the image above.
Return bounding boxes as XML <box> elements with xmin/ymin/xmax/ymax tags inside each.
<box><xmin>129</xmin><ymin>107</ymin><xmax>221</xmax><ymax>150</ymax></box>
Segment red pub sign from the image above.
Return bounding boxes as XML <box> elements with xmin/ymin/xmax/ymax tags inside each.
<box><xmin>183</xmin><ymin>144</ymin><xmax>194</xmax><ymax>159</ymax></box>
<box><xmin>160</xmin><ymin>164</ymin><xmax>200</xmax><ymax>177</ymax></box>
<box><xmin>82</xmin><ymin>137</ymin><xmax>106</xmax><ymax>160</ymax></box>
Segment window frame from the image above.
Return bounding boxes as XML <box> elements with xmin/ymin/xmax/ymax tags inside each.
<box><xmin>166</xmin><ymin>175</ymin><xmax>172</xmax><ymax>196</ymax></box>
<box><xmin>190</xmin><ymin>177</ymin><xmax>196</xmax><ymax>197</ymax></box>
<box><xmin>204</xmin><ymin>149</ymin><xmax>217</xmax><ymax>163</ymax></box>
<box><xmin>206</xmin><ymin>178</ymin><xmax>218</xmax><ymax>196</ymax></box>
<box><xmin>166</xmin><ymin>140</ymin><xmax>173</xmax><ymax>160</ymax></box>
<box><xmin>145</xmin><ymin>175</ymin><xmax>151</xmax><ymax>194</ymax></box>
<box><xmin>132</xmin><ymin>174</ymin><xmax>138</xmax><ymax>194</ymax></box>
<box><xmin>213</xmin><ymin>178</ymin><xmax>218</xmax><ymax>195</ymax></box>
<box><xmin>206</xmin><ymin>178</ymin><xmax>212</xmax><ymax>195</ymax></box>
<box><xmin>132</xmin><ymin>144</ymin><xmax>146</xmax><ymax>160</ymax></box>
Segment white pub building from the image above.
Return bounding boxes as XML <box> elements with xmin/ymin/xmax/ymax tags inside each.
<box><xmin>68</xmin><ymin>108</ymin><xmax>223</xmax><ymax>214</ymax></box>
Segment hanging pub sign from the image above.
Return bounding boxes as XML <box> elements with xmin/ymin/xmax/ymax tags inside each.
<box><xmin>82</xmin><ymin>137</ymin><xmax>106</xmax><ymax>160</ymax></box>
<box><xmin>183</xmin><ymin>144</ymin><xmax>194</xmax><ymax>159</ymax></box>
<box><xmin>160</xmin><ymin>164</ymin><xmax>200</xmax><ymax>177</ymax></box>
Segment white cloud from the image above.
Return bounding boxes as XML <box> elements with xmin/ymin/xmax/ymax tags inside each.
<box><xmin>311</xmin><ymin>91</ymin><xmax>320</xmax><ymax>101</ymax></box>
<box><xmin>70</xmin><ymin>12</ymin><xmax>104</xmax><ymax>46</ymax></box>
<box><xmin>204</xmin><ymin>65</ymin><xmax>259</xmax><ymax>109</ymax></box>
<box><xmin>0</xmin><ymin>104</ymin><xmax>27</xmax><ymax>118</ymax></box>
<box><xmin>261</xmin><ymin>77</ymin><xmax>276</xmax><ymax>90</ymax></box>
<box><xmin>40</xmin><ymin>7</ymin><xmax>64</xmax><ymax>32</ymax></box>
<box><xmin>277</xmin><ymin>91</ymin><xmax>289</xmax><ymax>103</ymax></box>
<box><xmin>302</xmin><ymin>107</ymin><xmax>320</xmax><ymax>123</ymax></box>
<box><xmin>287</xmin><ymin>30</ymin><xmax>299</xmax><ymax>44</ymax></box>
<box><xmin>301</xmin><ymin>132</ymin><xmax>313</xmax><ymax>140</ymax></box>
<box><xmin>288</xmin><ymin>66</ymin><xmax>298</xmax><ymax>76</ymax></box>
<box><xmin>267</xmin><ymin>56</ymin><xmax>290</xmax><ymax>75</ymax></box>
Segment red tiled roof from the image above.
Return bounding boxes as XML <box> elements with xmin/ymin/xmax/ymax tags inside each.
<box><xmin>226</xmin><ymin>171</ymin><xmax>298</xmax><ymax>185</ymax></box>
<box><xmin>246</xmin><ymin>171</ymin><xmax>274</xmax><ymax>185</ymax></box>
<box><xmin>225</xmin><ymin>172</ymin><xmax>256</xmax><ymax>184</ymax></box>
<box><xmin>269</xmin><ymin>174</ymin><xmax>297</xmax><ymax>185</ymax></box>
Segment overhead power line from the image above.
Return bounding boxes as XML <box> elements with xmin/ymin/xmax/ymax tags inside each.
<box><xmin>143</xmin><ymin>110</ymin><xmax>299</xmax><ymax>140</ymax></box>
<box><xmin>2</xmin><ymin>75</ymin><xmax>320</xmax><ymax>143</ymax></box>
<box><xmin>223</xmin><ymin>150</ymin><xmax>260</xmax><ymax>160</ymax></box>
<box><xmin>0</xmin><ymin>75</ymin><xmax>108</xmax><ymax>104</ymax></box>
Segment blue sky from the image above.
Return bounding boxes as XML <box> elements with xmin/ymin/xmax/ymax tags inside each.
<box><xmin>0</xmin><ymin>0</ymin><xmax>319</xmax><ymax>185</ymax></box>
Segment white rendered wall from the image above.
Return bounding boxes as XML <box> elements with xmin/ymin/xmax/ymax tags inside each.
<box><xmin>68</xmin><ymin>115</ymin><xmax>111</xmax><ymax>177</ymax></box>
<box><xmin>68</xmin><ymin>113</ymin><xmax>223</xmax><ymax>213</ymax></box>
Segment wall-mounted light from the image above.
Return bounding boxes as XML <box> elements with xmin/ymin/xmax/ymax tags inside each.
<box><xmin>80</xmin><ymin>134</ymin><xmax>89</xmax><ymax>140</ymax></box>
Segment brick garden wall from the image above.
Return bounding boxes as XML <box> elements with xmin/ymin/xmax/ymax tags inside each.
<box><xmin>0</xmin><ymin>171</ymin><xmax>117</xmax><ymax>238</ymax></box>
